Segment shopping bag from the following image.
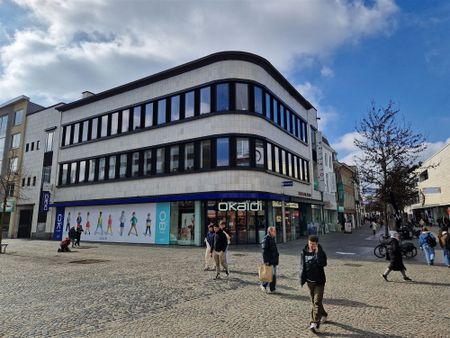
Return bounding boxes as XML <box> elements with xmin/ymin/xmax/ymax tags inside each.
<box><xmin>258</xmin><ymin>264</ymin><xmax>273</xmax><ymax>282</ymax></box>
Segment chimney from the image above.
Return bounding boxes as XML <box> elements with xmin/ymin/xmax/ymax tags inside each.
<box><xmin>82</xmin><ymin>91</ymin><xmax>95</xmax><ymax>98</ymax></box>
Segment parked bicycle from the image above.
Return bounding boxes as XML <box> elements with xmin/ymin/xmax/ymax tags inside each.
<box><xmin>374</xmin><ymin>241</ymin><xmax>417</xmax><ymax>259</ymax></box>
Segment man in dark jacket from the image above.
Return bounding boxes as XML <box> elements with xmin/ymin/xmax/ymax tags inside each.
<box><xmin>212</xmin><ymin>224</ymin><xmax>229</xmax><ymax>279</ymax></box>
<box><xmin>260</xmin><ymin>226</ymin><xmax>279</xmax><ymax>293</ymax></box>
<box><xmin>300</xmin><ymin>235</ymin><xmax>328</xmax><ymax>333</ymax></box>
<box><xmin>382</xmin><ymin>231</ymin><xmax>412</xmax><ymax>281</ymax></box>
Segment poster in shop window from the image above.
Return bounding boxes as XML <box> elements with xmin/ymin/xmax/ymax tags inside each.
<box><xmin>58</xmin><ymin>202</ymin><xmax>170</xmax><ymax>244</ymax></box>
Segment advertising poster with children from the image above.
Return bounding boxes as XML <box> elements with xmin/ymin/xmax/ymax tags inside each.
<box><xmin>58</xmin><ymin>202</ymin><xmax>170</xmax><ymax>244</ymax></box>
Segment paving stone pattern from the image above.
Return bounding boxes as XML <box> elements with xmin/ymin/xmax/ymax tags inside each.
<box><xmin>0</xmin><ymin>227</ymin><xmax>449</xmax><ymax>338</ymax></box>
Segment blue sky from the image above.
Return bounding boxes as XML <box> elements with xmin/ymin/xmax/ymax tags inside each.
<box><xmin>0</xmin><ymin>0</ymin><xmax>449</xmax><ymax>162</ymax></box>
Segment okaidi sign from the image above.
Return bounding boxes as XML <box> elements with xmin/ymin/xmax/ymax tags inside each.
<box><xmin>218</xmin><ymin>201</ymin><xmax>263</xmax><ymax>212</ymax></box>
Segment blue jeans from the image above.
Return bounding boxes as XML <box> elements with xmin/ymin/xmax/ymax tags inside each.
<box><xmin>443</xmin><ymin>248</ymin><xmax>449</xmax><ymax>267</ymax></box>
<box><xmin>422</xmin><ymin>244</ymin><xmax>435</xmax><ymax>265</ymax></box>
<box><xmin>262</xmin><ymin>265</ymin><xmax>277</xmax><ymax>291</ymax></box>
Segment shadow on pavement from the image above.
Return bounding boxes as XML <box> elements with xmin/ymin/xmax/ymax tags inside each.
<box><xmin>389</xmin><ymin>280</ymin><xmax>450</xmax><ymax>287</ymax></box>
<box><xmin>319</xmin><ymin>321</ymin><xmax>403</xmax><ymax>337</ymax></box>
<box><xmin>276</xmin><ymin>293</ymin><xmax>386</xmax><ymax>309</ymax></box>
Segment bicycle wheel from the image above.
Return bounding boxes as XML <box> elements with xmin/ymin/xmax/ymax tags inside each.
<box><xmin>374</xmin><ymin>244</ymin><xmax>386</xmax><ymax>258</ymax></box>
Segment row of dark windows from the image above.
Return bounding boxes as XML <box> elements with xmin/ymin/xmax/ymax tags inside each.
<box><xmin>58</xmin><ymin>135</ymin><xmax>310</xmax><ymax>186</ymax></box>
<box><xmin>22</xmin><ymin>176</ymin><xmax>37</xmax><ymax>187</ymax></box>
<box><xmin>61</xmin><ymin>80</ymin><xmax>309</xmax><ymax>147</ymax></box>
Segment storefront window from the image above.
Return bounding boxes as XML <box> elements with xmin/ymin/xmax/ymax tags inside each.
<box><xmin>184</xmin><ymin>143</ymin><xmax>194</xmax><ymax>171</ymax></box>
<box><xmin>255</xmin><ymin>139</ymin><xmax>265</xmax><ymax>168</ymax></box>
<box><xmin>236</xmin><ymin>138</ymin><xmax>250</xmax><ymax>167</ymax></box>
<box><xmin>216</xmin><ymin>138</ymin><xmax>229</xmax><ymax>167</ymax></box>
<box><xmin>170</xmin><ymin>145</ymin><xmax>179</xmax><ymax>172</ymax></box>
<box><xmin>170</xmin><ymin>201</ymin><xmax>196</xmax><ymax>245</ymax></box>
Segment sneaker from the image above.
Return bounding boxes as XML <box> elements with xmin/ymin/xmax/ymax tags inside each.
<box><xmin>381</xmin><ymin>274</ymin><xmax>388</xmax><ymax>281</ymax></box>
<box><xmin>403</xmin><ymin>276</ymin><xmax>412</xmax><ymax>281</ymax></box>
<box><xmin>260</xmin><ymin>285</ymin><xmax>267</xmax><ymax>293</ymax></box>
<box><xmin>308</xmin><ymin>323</ymin><xmax>318</xmax><ymax>333</ymax></box>
<box><xmin>215</xmin><ymin>273</ymin><xmax>220</xmax><ymax>280</ymax></box>
<box><xmin>430</xmin><ymin>260</ymin><xmax>434</xmax><ymax>265</ymax></box>
<box><xmin>225</xmin><ymin>269</ymin><xmax>229</xmax><ymax>276</ymax></box>
<box><xmin>320</xmin><ymin>316</ymin><xmax>327</xmax><ymax>324</ymax></box>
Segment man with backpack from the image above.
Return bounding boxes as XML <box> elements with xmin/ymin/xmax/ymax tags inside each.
<box><xmin>419</xmin><ymin>227</ymin><xmax>437</xmax><ymax>265</ymax></box>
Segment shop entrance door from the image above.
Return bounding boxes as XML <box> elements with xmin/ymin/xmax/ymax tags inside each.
<box><xmin>17</xmin><ymin>209</ymin><xmax>33</xmax><ymax>238</ymax></box>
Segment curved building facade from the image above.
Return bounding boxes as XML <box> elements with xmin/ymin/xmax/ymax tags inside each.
<box><xmin>52</xmin><ymin>51</ymin><xmax>323</xmax><ymax>246</ymax></box>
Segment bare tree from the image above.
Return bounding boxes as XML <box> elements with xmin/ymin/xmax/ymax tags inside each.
<box><xmin>355</xmin><ymin>101</ymin><xmax>426</xmax><ymax>236</ymax></box>
<box><xmin>0</xmin><ymin>157</ymin><xmax>28</xmax><ymax>254</ymax></box>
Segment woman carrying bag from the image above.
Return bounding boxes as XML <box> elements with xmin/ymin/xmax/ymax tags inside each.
<box><xmin>259</xmin><ymin>226</ymin><xmax>279</xmax><ymax>293</ymax></box>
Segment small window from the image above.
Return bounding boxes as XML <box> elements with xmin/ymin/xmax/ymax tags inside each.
<box><xmin>119</xmin><ymin>154</ymin><xmax>127</xmax><ymax>178</ymax></box>
<box><xmin>25</xmin><ymin>143</ymin><xmax>29</xmax><ymax>152</ymax></box>
<box><xmin>79</xmin><ymin>161</ymin><xmax>86</xmax><ymax>183</ymax></box>
<box><xmin>255</xmin><ymin>139</ymin><xmax>265</xmax><ymax>169</ymax></box>
<box><xmin>216</xmin><ymin>83</ymin><xmax>229</xmax><ymax>112</ymax></box>
<box><xmin>36</xmin><ymin>140</ymin><xmax>40</xmax><ymax>150</ymax></box>
<box><xmin>27</xmin><ymin>177</ymin><xmax>31</xmax><ymax>186</ymax></box>
<box><xmin>157</xmin><ymin>100</ymin><xmax>166</xmax><ymax>125</ymax></box>
<box><xmin>100</xmin><ymin>115</ymin><xmax>108</xmax><ymax>137</ymax></box>
<box><xmin>200</xmin><ymin>87</ymin><xmax>211</xmax><ymax>114</ymax></box>
<box><xmin>184</xmin><ymin>143</ymin><xmax>194</xmax><ymax>171</ymax></box>
<box><xmin>108</xmin><ymin>156</ymin><xmax>116</xmax><ymax>180</ymax></box>
<box><xmin>70</xmin><ymin>162</ymin><xmax>77</xmax><ymax>184</ymax></box>
<box><xmin>133</xmin><ymin>106</ymin><xmax>141</xmax><ymax>130</ymax></box>
<box><xmin>91</xmin><ymin>118</ymin><xmax>98</xmax><ymax>140</ymax></box>
<box><xmin>121</xmin><ymin>109</ymin><xmax>130</xmax><ymax>133</ymax></box>
<box><xmin>235</xmin><ymin>83</ymin><xmax>248</xmax><ymax>110</ymax></box>
<box><xmin>14</xmin><ymin>109</ymin><xmax>24</xmax><ymax>126</ymax></box>
<box><xmin>254</xmin><ymin>86</ymin><xmax>263</xmax><ymax>114</ymax></box>
<box><xmin>98</xmin><ymin>158</ymin><xmax>106</xmax><ymax>181</ymax></box>
<box><xmin>88</xmin><ymin>159</ymin><xmax>96</xmax><ymax>182</ymax></box>
<box><xmin>265</xmin><ymin>93</ymin><xmax>271</xmax><ymax>119</ymax></box>
<box><xmin>144</xmin><ymin>150</ymin><xmax>152</xmax><ymax>175</ymax></box>
<box><xmin>236</xmin><ymin>138</ymin><xmax>250</xmax><ymax>167</ymax></box>
<box><xmin>11</xmin><ymin>133</ymin><xmax>21</xmax><ymax>148</ymax></box>
<box><xmin>185</xmin><ymin>91</ymin><xmax>195</xmax><ymax>118</ymax></box>
<box><xmin>22</xmin><ymin>178</ymin><xmax>25</xmax><ymax>187</ymax></box>
<box><xmin>273</xmin><ymin>99</ymin><xmax>278</xmax><ymax>124</ymax></box>
<box><xmin>156</xmin><ymin>148</ymin><xmax>165</xmax><ymax>174</ymax></box>
<box><xmin>31</xmin><ymin>142</ymin><xmax>34</xmax><ymax>151</ymax></box>
<box><xmin>169</xmin><ymin>146</ymin><xmax>179</xmax><ymax>172</ymax></box>
<box><xmin>73</xmin><ymin>123</ymin><xmax>80</xmax><ymax>143</ymax></box>
<box><xmin>292</xmin><ymin>115</ymin><xmax>297</xmax><ymax>137</ymax></box>
<box><xmin>32</xmin><ymin>176</ymin><xmax>36</xmax><ymax>186</ymax></box>
<box><xmin>132</xmin><ymin>152</ymin><xmax>140</xmax><ymax>177</ymax></box>
<box><xmin>82</xmin><ymin>120</ymin><xmax>89</xmax><ymax>141</ymax></box>
<box><xmin>267</xmin><ymin>143</ymin><xmax>272</xmax><ymax>171</ymax></box>
<box><xmin>111</xmin><ymin>112</ymin><xmax>119</xmax><ymax>135</ymax></box>
<box><xmin>145</xmin><ymin>103</ymin><xmax>153</xmax><ymax>127</ymax></box>
<box><xmin>200</xmin><ymin>140</ymin><xmax>211</xmax><ymax>169</ymax></box>
<box><xmin>171</xmin><ymin>96</ymin><xmax>180</xmax><ymax>122</ymax></box>
<box><xmin>286</xmin><ymin>110</ymin><xmax>291</xmax><ymax>133</ymax></box>
<box><xmin>216</xmin><ymin>138</ymin><xmax>229</xmax><ymax>167</ymax></box>
<box><xmin>280</xmin><ymin>105</ymin><xmax>285</xmax><ymax>129</ymax></box>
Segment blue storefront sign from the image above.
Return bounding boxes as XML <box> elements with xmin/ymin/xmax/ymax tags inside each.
<box><xmin>53</xmin><ymin>207</ymin><xmax>65</xmax><ymax>240</ymax></box>
<box><xmin>155</xmin><ymin>202</ymin><xmax>170</xmax><ymax>244</ymax></box>
<box><xmin>41</xmin><ymin>191</ymin><xmax>51</xmax><ymax>212</ymax></box>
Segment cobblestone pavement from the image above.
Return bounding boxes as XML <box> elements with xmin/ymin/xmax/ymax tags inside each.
<box><xmin>1</xmin><ymin>227</ymin><xmax>449</xmax><ymax>338</ymax></box>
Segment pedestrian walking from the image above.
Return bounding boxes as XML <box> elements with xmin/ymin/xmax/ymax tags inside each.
<box><xmin>68</xmin><ymin>226</ymin><xmax>76</xmax><ymax>248</ymax></box>
<box><xmin>438</xmin><ymin>226</ymin><xmax>450</xmax><ymax>268</ymax></box>
<box><xmin>212</xmin><ymin>224</ymin><xmax>229</xmax><ymax>279</ymax></box>
<box><xmin>300</xmin><ymin>235</ymin><xmax>328</xmax><ymax>333</ymax></box>
<box><xmin>419</xmin><ymin>227</ymin><xmax>437</xmax><ymax>265</ymax></box>
<box><xmin>381</xmin><ymin>232</ymin><xmax>412</xmax><ymax>281</ymax></box>
<box><xmin>75</xmin><ymin>224</ymin><xmax>83</xmax><ymax>247</ymax></box>
<box><xmin>260</xmin><ymin>226</ymin><xmax>279</xmax><ymax>293</ymax></box>
<box><xmin>371</xmin><ymin>221</ymin><xmax>378</xmax><ymax>235</ymax></box>
<box><xmin>219</xmin><ymin>221</ymin><xmax>231</xmax><ymax>266</ymax></box>
<box><xmin>204</xmin><ymin>224</ymin><xmax>215</xmax><ymax>270</ymax></box>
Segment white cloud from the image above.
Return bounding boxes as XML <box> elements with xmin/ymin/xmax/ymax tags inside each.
<box><xmin>419</xmin><ymin>137</ymin><xmax>450</xmax><ymax>162</ymax></box>
<box><xmin>0</xmin><ymin>0</ymin><xmax>399</xmax><ymax>105</ymax></box>
<box><xmin>320</xmin><ymin>66</ymin><xmax>334</xmax><ymax>78</ymax></box>
<box><xmin>331</xmin><ymin>131</ymin><xmax>366</xmax><ymax>165</ymax></box>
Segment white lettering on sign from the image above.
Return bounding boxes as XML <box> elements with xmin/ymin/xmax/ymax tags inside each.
<box><xmin>218</xmin><ymin>201</ymin><xmax>262</xmax><ymax>212</ymax></box>
<box><xmin>158</xmin><ymin>210</ymin><xmax>167</xmax><ymax>232</ymax></box>
<box><xmin>56</xmin><ymin>213</ymin><xmax>63</xmax><ymax>231</ymax></box>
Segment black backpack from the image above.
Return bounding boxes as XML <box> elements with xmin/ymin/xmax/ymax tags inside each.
<box><xmin>426</xmin><ymin>234</ymin><xmax>437</xmax><ymax>248</ymax></box>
